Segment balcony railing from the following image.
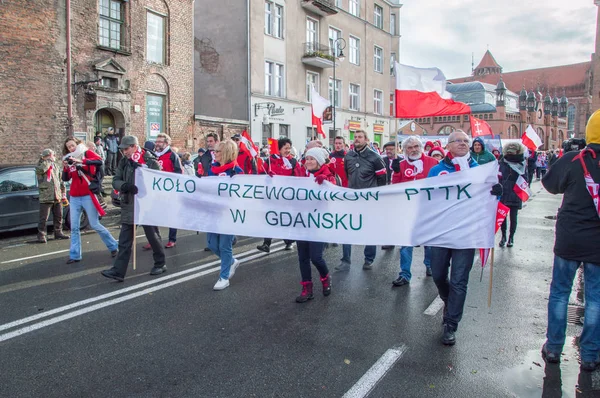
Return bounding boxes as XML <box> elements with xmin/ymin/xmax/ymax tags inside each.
<box><xmin>301</xmin><ymin>42</ymin><xmax>335</xmax><ymax>68</ymax></box>
<box><xmin>301</xmin><ymin>0</ymin><xmax>338</xmax><ymax>16</ymax></box>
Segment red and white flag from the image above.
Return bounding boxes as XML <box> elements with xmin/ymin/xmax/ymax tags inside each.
<box><xmin>513</xmin><ymin>175</ymin><xmax>531</xmax><ymax>202</ymax></box>
<box><xmin>470</xmin><ymin>116</ymin><xmax>493</xmax><ymax>137</ymax></box>
<box><xmin>480</xmin><ymin>202</ymin><xmax>510</xmax><ymax>268</ymax></box>
<box><xmin>394</xmin><ymin>62</ymin><xmax>471</xmax><ymax>118</ymax></box>
<box><xmin>240</xmin><ymin>130</ymin><xmax>258</xmax><ymax>158</ymax></box>
<box><xmin>311</xmin><ymin>84</ymin><xmax>330</xmax><ymax>139</ymax></box>
<box><xmin>521</xmin><ymin>125</ymin><xmax>543</xmax><ymax>152</ymax></box>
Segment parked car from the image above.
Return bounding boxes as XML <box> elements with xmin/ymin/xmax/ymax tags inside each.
<box><xmin>0</xmin><ymin>165</ymin><xmax>89</xmax><ymax>233</ymax></box>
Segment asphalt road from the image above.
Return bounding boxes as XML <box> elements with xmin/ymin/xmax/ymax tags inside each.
<box><xmin>0</xmin><ymin>180</ymin><xmax>598</xmax><ymax>398</ymax></box>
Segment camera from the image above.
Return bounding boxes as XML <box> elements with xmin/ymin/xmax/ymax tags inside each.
<box><xmin>65</xmin><ymin>156</ymin><xmax>74</xmax><ymax>165</ymax></box>
<box><xmin>561</xmin><ymin>138</ymin><xmax>586</xmax><ymax>153</ymax></box>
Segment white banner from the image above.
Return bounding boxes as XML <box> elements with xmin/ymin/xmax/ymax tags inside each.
<box><xmin>134</xmin><ymin>162</ymin><xmax>499</xmax><ymax>249</ymax></box>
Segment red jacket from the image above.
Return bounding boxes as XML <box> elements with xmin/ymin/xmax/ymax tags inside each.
<box><xmin>62</xmin><ymin>150</ymin><xmax>102</xmax><ymax>197</ymax></box>
<box><xmin>158</xmin><ymin>149</ymin><xmax>182</xmax><ymax>174</ymax></box>
<box><xmin>264</xmin><ymin>154</ymin><xmax>302</xmax><ymax>176</ymax></box>
<box><xmin>237</xmin><ymin>148</ymin><xmax>256</xmax><ymax>174</ymax></box>
<box><xmin>391</xmin><ymin>155</ymin><xmax>439</xmax><ymax>184</ymax></box>
<box><xmin>329</xmin><ymin>150</ymin><xmax>348</xmax><ymax>187</ymax></box>
<box><xmin>302</xmin><ymin>164</ymin><xmax>337</xmax><ymax>184</ymax></box>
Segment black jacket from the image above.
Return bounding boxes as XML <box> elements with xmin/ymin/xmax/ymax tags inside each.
<box><xmin>381</xmin><ymin>155</ymin><xmax>403</xmax><ymax>185</ymax></box>
<box><xmin>527</xmin><ymin>152</ymin><xmax>538</xmax><ymax>171</ymax></box>
<box><xmin>499</xmin><ymin>159</ymin><xmax>527</xmax><ymax>209</ymax></box>
<box><xmin>194</xmin><ymin>150</ymin><xmax>214</xmax><ymax>177</ymax></box>
<box><xmin>542</xmin><ymin>146</ymin><xmax>600</xmax><ymax>264</ymax></box>
<box><xmin>344</xmin><ymin>146</ymin><xmax>387</xmax><ymax>189</ymax></box>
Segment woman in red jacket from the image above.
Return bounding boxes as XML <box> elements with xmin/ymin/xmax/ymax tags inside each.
<box><xmin>62</xmin><ymin>137</ymin><xmax>118</xmax><ymax>264</ymax></box>
<box><xmin>295</xmin><ymin>148</ymin><xmax>335</xmax><ymax>303</ymax></box>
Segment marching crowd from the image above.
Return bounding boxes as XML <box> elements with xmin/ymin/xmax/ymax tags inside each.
<box><xmin>33</xmin><ymin>110</ymin><xmax>600</xmax><ymax>370</ymax></box>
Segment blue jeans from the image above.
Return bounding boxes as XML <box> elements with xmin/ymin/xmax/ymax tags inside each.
<box><xmin>69</xmin><ymin>195</ymin><xmax>118</xmax><ymax>260</ymax></box>
<box><xmin>297</xmin><ymin>241</ymin><xmax>328</xmax><ymax>282</ymax></box>
<box><xmin>399</xmin><ymin>247</ymin><xmax>432</xmax><ymax>280</ymax></box>
<box><xmin>168</xmin><ymin>228</ymin><xmax>177</xmax><ymax>243</ymax></box>
<box><xmin>424</xmin><ymin>246</ymin><xmax>432</xmax><ymax>267</ymax></box>
<box><xmin>430</xmin><ymin>247</ymin><xmax>475</xmax><ymax>330</ymax></box>
<box><xmin>341</xmin><ymin>244</ymin><xmax>376</xmax><ymax>263</ymax></box>
<box><xmin>546</xmin><ymin>256</ymin><xmax>600</xmax><ymax>362</ymax></box>
<box><xmin>207</xmin><ymin>233</ymin><xmax>235</xmax><ymax>280</ymax></box>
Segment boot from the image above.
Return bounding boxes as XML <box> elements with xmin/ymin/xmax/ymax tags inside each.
<box><xmin>295</xmin><ymin>281</ymin><xmax>314</xmax><ymax>303</ymax></box>
<box><xmin>320</xmin><ymin>274</ymin><xmax>332</xmax><ymax>297</ymax></box>
<box><xmin>507</xmin><ymin>235</ymin><xmax>514</xmax><ymax>248</ymax></box>
<box><xmin>499</xmin><ymin>234</ymin><xmax>506</xmax><ymax>247</ymax></box>
<box><xmin>37</xmin><ymin>233</ymin><xmax>47</xmax><ymax>244</ymax></box>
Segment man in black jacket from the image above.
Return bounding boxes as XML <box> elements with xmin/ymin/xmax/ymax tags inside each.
<box><xmin>196</xmin><ymin>132</ymin><xmax>219</xmax><ymax>177</ymax></box>
<box><xmin>336</xmin><ymin>130</ymin><xmax>387</xmax><ymax>271</ymax></box>
<box><xmin>541</xmin><ymin>110</ymin><xmax>600</xmax><ymax>372</ymax></box>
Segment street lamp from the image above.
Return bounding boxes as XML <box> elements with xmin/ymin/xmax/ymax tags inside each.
<box><xmin>331</xmin><ymin>38</ymin><xmax>346</xmax><ymax>137</ymax></box>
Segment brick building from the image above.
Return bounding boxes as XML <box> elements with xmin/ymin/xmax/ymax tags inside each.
<box><xmin>592</xmin><ymin>0</ymin><xmax>600</xmax><ymax>113</ymax></box>
<box><xmin>0</xmin><ymin>0</ymin><xmax>194</xmax><ymax>165</ymax></box>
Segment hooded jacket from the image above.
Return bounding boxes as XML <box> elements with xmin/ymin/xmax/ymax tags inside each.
<box><xmin>344</xmin><ymin>145</ymin><xmax>387</xmax><ymax>189</ymax></box>
<box><xmin>36</xmin><ymin>158</ymin><xmax>65</xmax><ymax>203</ymax></box>
<box><xmin>499</xmin><ymin>155</ymin><xmax>527</xmax><ymax>208</ymax></box>
<box><xmin>302</xmin><ymin>163</ymin><xmax>337</xmax><ymax>184</ymax></box>
<box><xmin>470</xmin><ymin>137</ymin><xmax>496</xmax><ymax>165</ymax></box>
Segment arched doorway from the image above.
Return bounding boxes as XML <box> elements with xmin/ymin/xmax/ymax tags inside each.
<box><xmin>95</xmin><ymin>109</ymin><xmax>115</xmax><ymax>136</ymax></box>
<box><xmin>438</xmin><ymin>125</ymin><xmax>455</xmax><ymax>135</ymax></box>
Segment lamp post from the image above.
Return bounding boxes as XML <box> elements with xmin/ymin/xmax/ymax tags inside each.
<box><xmin>331</xmin><ymin>38</ymin><xmax>346</xmax><ymax>137</ymax></box>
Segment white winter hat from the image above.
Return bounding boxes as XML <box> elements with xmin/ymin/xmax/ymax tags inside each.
<box><xmin>305</xmin><ymin>147</ymin><xmax>327</xmax><ymax>166</ymax></box>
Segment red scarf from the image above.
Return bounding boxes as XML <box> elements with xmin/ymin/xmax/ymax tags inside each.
<box><xmin>130</xmin><ymin>147</ymin><xmax>147</xmax><ymax>165</ymax></box>
<box><xmin>573</xmin><ymin>149</ymin><xmax>600</xmax><ymax>219</ymax></box>
<box><xmin>211</xmin><ymin>161</ymin><xmax>238</xmax><ymax>176</ymax></box>
<box><xmin>46</xmin><ymin>164</ymin><xmax>53</xmax><ymax>182</ymax></box>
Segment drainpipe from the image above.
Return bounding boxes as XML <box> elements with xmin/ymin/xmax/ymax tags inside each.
<box><xmin>66</xmin><ymin>0</ymin><xmax>73</xmax><ymax>135</ymax></box>
<box><xmin>246</xmin><ymin>0</ymin><xmax>252</xmax><ymax>137</ymax></box>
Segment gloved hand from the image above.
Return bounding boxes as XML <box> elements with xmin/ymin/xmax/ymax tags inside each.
<box><xmin>391</xmin><ymin>158</ymin><xmax>401</xmax><ymax>173</ymax></box>
<box><xmin>490</xmin><ymin>183</ymin><xmax>503</xmax><ymax>196</ymax></box>
<box><xmin>120</xmin><ymin>183</ymin><xmax>138</xmax><ymax>195</ymax></box>
<box><xmin>315</xmin><ymin>174</ymin><xmax>327</xmax><ymax>185</ymax></box>
<box><xmin>129</xmin><ymin>159</ymin><xmax>141</xmax><ymax>169</ymax></box>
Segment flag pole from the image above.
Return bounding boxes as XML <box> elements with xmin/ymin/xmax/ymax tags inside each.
<box><xmin>487</xmin><ymin>248</ymin><xmax>495</xmax><ymax>307</ymax></box>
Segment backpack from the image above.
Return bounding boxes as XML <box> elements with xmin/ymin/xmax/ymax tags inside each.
<box><xmin>83</xmin><ymin>162</ymin><xmax>105</xmax><ymax>195</ymax></box>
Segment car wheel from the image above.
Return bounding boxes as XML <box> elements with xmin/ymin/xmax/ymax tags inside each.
<box><xmin>63</xmin><ymin>208</ymin><xmax>90</xmax><ymax>231</ymax></box>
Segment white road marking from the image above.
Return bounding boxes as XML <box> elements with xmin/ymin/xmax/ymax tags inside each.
<box><xmin>423</xmin><ymin>296</ymin><xmax>444</xmax><ymax>316</ymax></box>
<box><xmin>342</xmin><ymin>345</ymin><xmax>407</xmax><ymax>398</ymax></box>
<box><xmin>0</xmin><ymin>245</ymin><xmax>284</xmax><ymax>339</ymax></box>
<box><xmin>0</xmin><ymin>250</ymin><xmax>70</xmax><ymax>264</ymax></box>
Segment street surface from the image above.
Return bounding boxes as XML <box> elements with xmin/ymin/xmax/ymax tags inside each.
<box><xmin>0</xmin><ymin>180</ymin><xmax>599</xmax><ymax>397</ymax></box>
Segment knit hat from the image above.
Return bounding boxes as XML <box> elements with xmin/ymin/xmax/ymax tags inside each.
<box><xmin>428</xmin><ymin>146</ymin><xmax>445</xmax><ymax>158</ymax></box>
<box><xmin>143</xmin><ymin>141</ymin><xmax>155</xmax><ymax>151</ymax></box>
<box><xmin>502</xmin><ymin>142</ymin><xmax>525</xmax><ymax>156</ymax></box>
<box><xmin>424</xmin><ymin>140</ymin><xmax>434</xmax><ymax>149</ymax></box>
<box><xmin>585</xmin><ymin>109</ymin><xmax>600</xmax><ymax>145</ymax></box>
<box><xmin>41</xmin><ymin>149</ymin><xmax>54</xmax><ymax>158</ymax></box>
<box><xmin>305</xmin><ymin>147</ymin><xmax>327</xmax><ymax>167</ymax></box>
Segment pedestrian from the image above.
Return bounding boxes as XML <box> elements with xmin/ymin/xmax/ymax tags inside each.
<box><xmin>295</xmin><ymin>148</ymin><xmax>335</xmax><ymax>303</ymax></box>
<box><xmin>197</xmin><ymin>132</ymin><xmax>219</xmax><ymax>177</ymax></box>
<box><xmin>491</xmin><ymin>148</ymin><xmax>501</xmax><ymax>160</ymax></box>
<box><xmin>424</xmin><ymin>140</ymin><xmax>434</xmax><ymax>154</ymax></box>
<box><xmin>337</xmin><ymin>130</ymin><xmax>387</xmax><ymax>271</ymax></box>
<box><xmin>470</xmin><ymin>137</ymin><xmax>496</xmax><ymax>165</ymax></box>
<box><xmin>232</xmin><ymin>133</ymin><xmax>257</xmax><ymax>174</ymax></box>
<box><xmin>94</xmin><ymin>136</ymin><xmax>106</xmax><ymax>163</ymax></box>
<box><xmin>541</xmin><ymin>110</ymin><xmax>600</xmax><ymax>372</ymax></box>
<box><xmin>498</xmin><ymin>142</ymin><xmax>528</xmax><ymax>248</ymax></box>
<box><xmin>104</xmin><ymin>127</ymin><xmax>119</xmax><ymax>176</ymax></box>
<box><xmin>329</xmin><ymin>136</ymin><xmax>348</xmax><ymax>188</ymax></box>
<box><xmin>206</xmin><ymin>140</ymin><xmax>243</xmax><ymax>290</ymax></box>
<box><xmin>389</xmin><ymin>136</ymin><xmax>439</xmax><ymax>285</ymax></box>
<box><xmin>62</xmin><ymin>137</ymin><xmax>118</xmax><ymax>264</ymax></box>
<box><xmin>428</xmin><ymin>146</ymin><xmax>445</xmax><ymax>162</ymax></box>
<box><xmin>256</xmin><ymin>137</ymin><xmax>302</xmax><ymax>253</ymax></box>
<box><xmin>101</xmin><ymin>136</ymin><xmax>167</xmax><ymax>282</ymax></box>
<box><xmin>181</xmin><ymin>152</ymin><xmax>196</xmax><ymax>176</ymax></box>
<box><xmin>154</xmin><ymin>133</ymin><xmax>183</xmax><ymax>249</ymax></box>
<box><xmin>381</xmin><ymin>141</ymin><xmax>403</xmax><ymax>184</ymax></box>
<box><xmin>35</xmin><ymin>149</ymin><xmax>70</xmax><ymax>243</ymax></box>
<box><xmin>526</xmin><ymin>149</ymin><xmax>537</xmax><ymax>187</ymax></box>
<box><xmin>536</xmin><ymin>151</ymin><xmax>548</xmax><ymax>179</ymax></box>
<box><xmin>427</xmin><ymin>130</ymin><xmax>503</xmax><ymax>345</ymax></box>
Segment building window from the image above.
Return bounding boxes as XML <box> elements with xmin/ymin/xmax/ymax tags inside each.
<box><xmin>349</xmin><ymin>36</ymin><xmax>360</xmax><ymax>65</ymax></box>
<box><xmin>306</xmin><ymin>72</ymin><xmax>319</xmax><ymax>102</ymax></box>
<box><xmin>262</xmin><ymin>123</ymin><xmax>273</xmax><ymax>145</ymax></box>
<box><xmin>567</xmin><ymin>104</ymin><xmax>576</xmax><ymax>132</ymax></box>
<box><xmin>265</xmin><ymin>61</ymin><xmax>284</xmax><ymax>97</ymax></box>
<box><xmin>349</xmin><ymin>0</ymin><xmax>359</xmax><ymax>16</ymax></box>
<box><xmin>306</xmin><ymin>18</ymin><xmax>318</xmax><ymax>50</ymax></box>
<box><xmin>349</xmin><ymin>84</ymin><xmax>360</xmax><ymax>111</ymax></box>
<box><xmin>329</xmin><ymin>27</ymin><xmax>342</xmax><ymax>57</ymax></box>
<box><xmin>146</xmin><ymin>12</ymin><xmax>165</xmax><ymax>64</ymax></box>
<box><xmin>374</xmin><ymin>46</ymin><xmax>383</xmax><ymax>73</ymax></box>
<box><xmin>265</xmin><ymin>2</ymin><xmax>283</xmax><ymax>38</ymax></box>
<box><xmin>335</xmin><ymin>0</ymin><xmax>342</xmax><ymax>6</ymax></box>
<box><xmin>146</xmin><ymin>94</ymin><xmax>165</xmax><ymax>141</ymax></box>
<box><xmin>374</xmin><ymin>5</ymin><xmax>383</xmax><ymax>29</ymax></box>
<box><xmin>329</xmin><ymin>78</ymin><xmax>341</xmax><ymax>107</ymax></box>
<box><xmin>99</xmin><ymin>0</ymin><xmax>123</xmax><ymax>50</ymax></box>
<box><xmin>100</xmin><ymin>77</ymin><xmax>118</xmax><ymax>89</ymax></box>
<box><xmin>374</xmin><ymin>89</ymin><xmax>383</xmax><ymax>115</ymax></box>
<box><xmin>279</xmin><ymin>124</ymin><xmax>289</xmax><ymax>138</ymax></box>
<box><xmin>390</xmin><ymin>13</ymin><xmax>396</xmax><ymax>35</ymax></box>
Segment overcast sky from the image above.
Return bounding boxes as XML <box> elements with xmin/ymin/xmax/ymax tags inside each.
<box><xmin>398</xmin><ymin>0</ymin><xmax>598</xmax><ymax>78</ymax></box>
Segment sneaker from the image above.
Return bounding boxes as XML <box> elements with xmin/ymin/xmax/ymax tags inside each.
<box><xmin>426</xmin><ymin>267</ymin><xmax>433</xmax><ymax>276</ymax></box>
<box><xmin>499</xmin><ymin>235</ymin><xmax>506</xmax><ymax>247</ymax></box>
<box><xmin>363</xmin><ymin>260</ymin><xmax>373</xmax><ymax>270</ymax></box>
<box><xmin>580</xmin><ymin>360</ymin><xmax>599</xmax><ymax>372</ymax></box>
<box><xmin>541</xmin><ymin>343</ymin><xmax>560</xmax><ymax>364</ymax></box>
<box><xmin>54</xmin><ymin>234</ymin><xmax>70</xmax><ymax>240</ymax></box>
<box><xmin>213</xmin><ymin>278</ymin><xmax>230</xmax><ymax>291</ymax></box>
<box><xmin>101</xmin><ymin>268</ymin><xmax>124</xmax><ymax>282</ymax></box>
<box><xmin>284</xmin><ymin>243</ymin><xmax>294</xmax><ymax>250</ymax></box>
<box><xmin>381</xmin><ymin>245</ymin><xmax>394</xmax><ymax>250</ymax></box>
<box><xmin>331</xmin><ymin>243</ymin><xmax>339</xmax><ymax>247</ymax></box>
<box><xmin>256</xmin><ymin>244</ymin><xmax>270</xmax><ymax>253</ymax></box>
<box><xmin>165</xmin><ymin>241</ymin><xmax>176</xmax><ymax>249</ymax></box>
<box><xmin>229</xmin><ymin>259</ymin><xmax>240</xmax><ymax>279</ymax></box>
<box><xmin>442</xmin><ymin>324</ymin><xmax>456</xmax><ymax>346</ymax></box>
<box><xmin>142</xmin><ymin>243</ymin><xmax>152</xmax><ymax>251</ymax></box>
<box><xmin>203</xmin><ymin>247</ymin><xmax>211</xmax><ymax>252</ymax></box>
<box><xmin>392</xmin><ymin>276</ymin><xmax>410</xmax><ymax>286</ymax></box>
<box><xmin>110</xmin><ymin>250</ymin><xmax>118</xmax><ymax>258</ymax></box>
<box><xmin>335</xmin><ymin>261</ymin><xmax>351</xmax><ymax>271</ymax></box>
<box><xmin>149</xmin><ymin>265</ymin><xmax>167</xmax><ymax>276</ymax></box>
<box><xmin>507</xmin><ymin>236</ymin><xmax>514</xmax><ymax>248</ymax></box>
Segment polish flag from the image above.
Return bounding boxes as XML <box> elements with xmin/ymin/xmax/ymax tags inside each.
<box><xmin>240</xmin><ymin>130</ymin><xmax>258</xmax><ymax>158</ymax></box>
<box><xmin>470</xmin><ymin>116</ymin><xmax>493</xmax><ymax>137</ymax></box>
<box><xmin>311</xmin><ymin>84</ymin><xmax>330</xmax><ymax>139</ymax></box>
<box><xmin>267</xmin><ymin>137</ymin><xmax>279</xmax><ymax>156</ymax></box>
<box><xmin>394</xmin><ymin>62</ymin><xmax>471</xmax><ymax>118</ymax></box>
<box><xmin>521</xmin><ymin>125</ymin><xmax>543</xmax><ymax>152</ymax></box>
<box><xmin>480</xmin><ymin>202</ymin><xmax>510</xmax><ymax>268</ymax></box>
<box><xmin>513</xmin><ymin>175</ymin><xmax>531</xmax><ymax>202</ymax></box>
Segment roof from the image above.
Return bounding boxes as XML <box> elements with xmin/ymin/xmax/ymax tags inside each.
<box><xmin>475</xmin><ymin>50</ymin><xmax>501</xmax><ymax>71</ymax></box>
<box><xmin>469</xmin><ymin>103</ymin><xmax>498</xmax><ymax>113</ymax></box>
<box><xmin>450</xmin><ymin>61</ymin><xmax>591</xmax><ymax>96</ymax></box>
<box><xmin>447</xmin><ymin>81</ymin><xmax>499</xmax><ymax>94</ymax></box>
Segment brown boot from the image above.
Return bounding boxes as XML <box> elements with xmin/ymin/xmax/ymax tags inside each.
<box><xmin>54</xmin><ymin>232</ymin><xmax>70</xmax><ymax>240</ymax></box>
<box><xmin>37</xmin><ymin>233</ymin><xmax>47</xmax><ymax>244</ymax></box>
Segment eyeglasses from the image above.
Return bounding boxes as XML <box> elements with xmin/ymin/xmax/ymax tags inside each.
<box><xmin>214</xmin><ymin>150</ymin><xmax>222</xmax><ymax>153</ymax></box>
<box><xmin>448</xmin><ymin>139</ymin><xmax>470</xmax><ymax>144</ymax></box>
